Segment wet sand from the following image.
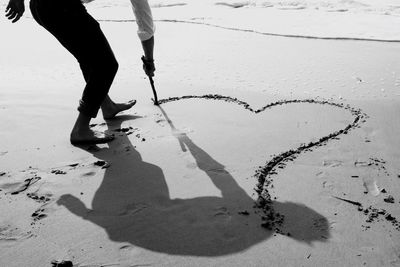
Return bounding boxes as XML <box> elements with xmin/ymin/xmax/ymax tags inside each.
<box><xmin>0</xmin><ymin>17</ymin><xmax>400</xmax><ymax>267</ymax></box>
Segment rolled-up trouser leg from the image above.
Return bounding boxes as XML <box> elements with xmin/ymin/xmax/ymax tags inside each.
<box><xmin>30</xmin><ymin>0</ymin><xmax>118</xmax><ymax>118</ymax></box>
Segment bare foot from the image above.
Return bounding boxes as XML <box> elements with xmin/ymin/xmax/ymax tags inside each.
<box><xmin>70</xmin><ymin>129</ymin><xmax>114</xmax><ymax>145</ymax></box>
<box><xmin>102</xmin><ymin>100</ymin><xmax>136</xmax><ymax>120</ymax></box>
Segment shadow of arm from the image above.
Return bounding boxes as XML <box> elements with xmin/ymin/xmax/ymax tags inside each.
<box><xmin>179</xmin><ymin>134</ymin><xmax>251</xmax><ymax>200</ymax></box>
<box><xmin>57</xmin><ymin>194</ymin><xmax>92</xmax><ymax>219</ymax></box>
<box><xmin>159</xmin><ymin>105</ymin><xmax>250</xmax><ymax>200</ymax></box>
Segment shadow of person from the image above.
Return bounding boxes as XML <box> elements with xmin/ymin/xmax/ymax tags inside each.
<box><xmin>58</xmin><ymin>110</ymin><xmax>330</xmax><ymax>256</ymax></box>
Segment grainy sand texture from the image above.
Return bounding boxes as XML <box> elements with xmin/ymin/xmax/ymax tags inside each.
<box><xmin>1</xmin><ymin>1</ymin><xmax>400</xmax><ymax>266</ymax></box>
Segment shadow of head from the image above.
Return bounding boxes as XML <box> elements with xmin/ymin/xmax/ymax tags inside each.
<box><xmin>274</xmin><ymin>201</ymin><xmax>331</xmax><ymax>244</ymax></box>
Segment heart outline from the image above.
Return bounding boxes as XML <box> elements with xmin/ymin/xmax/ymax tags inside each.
<box><xmin>159</xmin><ymin>94</ymin><xmax>368</xmax><ymax>229</ymax></box>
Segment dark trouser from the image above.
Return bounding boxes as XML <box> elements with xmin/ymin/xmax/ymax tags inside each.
<box><xmin>30</xmin><ymin>0</ymin><xmax>118</xmax><ymax>118</ymax></box>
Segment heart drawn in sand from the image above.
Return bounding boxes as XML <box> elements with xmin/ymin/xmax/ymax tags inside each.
<box><xmin>55</xmin><ymin>93</ymin><xmax>398</xmax><ymax>256</ymax></box>
<box><xmin>158</xmin><ymin>94</ymin><xmax>368</xmax><ymax>228</ymax></box>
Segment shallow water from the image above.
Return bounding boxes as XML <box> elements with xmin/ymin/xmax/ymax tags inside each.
<box><xmin>83</xmin><ymin>0</ymin><xmax>400</xmax><ymax>41</ymax></box>
<box><xmin>2</xmin><ymin>0</ymin><xmax>399</xmax><ymax>40</ymax></box>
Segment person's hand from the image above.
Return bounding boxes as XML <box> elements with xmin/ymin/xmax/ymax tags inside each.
<box><xmin>141</xmin><ymin>56</ymin><xmax>155</xmax><ymax>77</ymax></box>
<box><xmin>5</xmin><ymin>0</ymin><xmax>25</xmax><ymax>23</ymax></box>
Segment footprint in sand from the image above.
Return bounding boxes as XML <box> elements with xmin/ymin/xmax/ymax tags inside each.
<box><xmin>362</xmin><ymin>177</ymin><xmax>380</xmax><ymax>196</ymax></box>
<box><xmin>0</xmin><ymin>224</ymin><xmax>32</xmax><ymax>241</ymax></box>
<box><xmin>355</xmin><ymin>158</ymin><xmax>389</xmax><ymax>176</ymax></box>
<box><xmin>31</xmin><ymin>208</ymin><xmax>48</xmax><ymax>222</ymax></box>
<box><xmin>0</xmin><ymin>176</ymin><xmax>41</xmax><ymax>195</ymax></box>
<box><xmin>27</xmin><ymin>192</ymin><xmax>52</xmax><ymax>203</ymax></box>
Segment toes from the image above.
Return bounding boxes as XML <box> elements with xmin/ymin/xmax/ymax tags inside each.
<box><xmin>128</xmin><ymin>99</ymin><xmax>136</xmax><ymax>105</ymax></box>
<box><xmin>103</xmin><ymin>100</ymin><xmax>136</xmax><ymax>120</ymax></box>
<box><xmin>120</xmin><ymin>100</ymin><xmax>136</xmax><ymax>110</ymax></box>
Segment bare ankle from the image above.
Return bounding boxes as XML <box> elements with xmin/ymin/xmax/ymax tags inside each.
<box><xmin>72</xmin><ymin>112</ymin><xmax>92</xmax><ymax>133</ymax></box>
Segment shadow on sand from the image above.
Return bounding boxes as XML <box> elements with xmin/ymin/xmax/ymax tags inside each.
<box><xmin>58</xmin><ymin>110</ymin><xmax>330</xmax><ymax>256</ymax></box>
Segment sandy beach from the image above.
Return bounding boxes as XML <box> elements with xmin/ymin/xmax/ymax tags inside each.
<box><xmin>1</xmin><ymin>1</ymin><xmax>400</xmax><ymax>266</ymax></box>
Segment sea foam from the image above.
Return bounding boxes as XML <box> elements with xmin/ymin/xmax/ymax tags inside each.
<box><xmin>84</xmin><ymin>0</ymin><xmax>400</xmax><ymax>42</ymax></box>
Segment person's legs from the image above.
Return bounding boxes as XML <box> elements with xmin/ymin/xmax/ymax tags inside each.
<box><xmin>30</xmin><ymin>0</ymin><xmax>133</xmax><ymax>143</ymax></box>
<box><xmin>77</xmin><ymin>62</ymin><xmax>136</xmax><ymax>120</ymax></box>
